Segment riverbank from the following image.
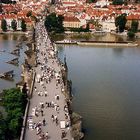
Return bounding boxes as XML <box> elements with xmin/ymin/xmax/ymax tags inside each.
<box><xmin>77</xmin><ymin>41</ymin><xmax>138</xmax><ymax>47</ymax></box>
<box><xmin>0</xmin><ymin>31</ymin><xmax>32</xmax><ymax>35</ymax></box>
<box><xmin>0</xmin><ymin>31</ymin><xmax>25</xmax><ymax>34</ymax></box>
<box><xmin>55</xmin><ymin>40</ymin><xmax>139</xmax><ymax>47</ymax></box>
<box><xmin>52</xmin><ymin>32</ymin><xmax>140</xmax><ymax>47</ymax></box>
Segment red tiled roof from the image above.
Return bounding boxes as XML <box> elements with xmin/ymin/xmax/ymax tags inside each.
<box><xmin>127</xmin><ymin>14</ymin><xmax>140</xmax><ymax>20</ymax></box>
<box><xmin>24</xmin><ymin>17</ymin><xmax>32</xmax><ymax>23</ymax></box>
<box><xmin>0</xmin><ymin>15</ymin><xmax>3</xmax><ymax>20</ymax></box>
<box><xmin>63</xmin><ymin>1</ymin><xmax>76</xmax><ymax>5</ymax></box>
<box><xmin>3</xmin><ymin>14</ymin><xmax>17</xmax><ymax>19</ymax></box>
<box><xmin>64</xmin><ymin>16</ymin><xmax>80</xmax><ymax>22</ymax></box>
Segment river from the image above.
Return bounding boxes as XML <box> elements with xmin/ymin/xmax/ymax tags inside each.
<box><xmin>1</xmin><ymin>34</ymin><xmax>140</xmax><ymax>140</ymax></box>
<box><xmin>57</xmin><ymin>45</ymin><xmax>140</xmax><ymax>140</ymax></box>
<box><xmin>0</xmin><ymin>34</ymin><xmax>27</xmax><ymax>92</ymax></box>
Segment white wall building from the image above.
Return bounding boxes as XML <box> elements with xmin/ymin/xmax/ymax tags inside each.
<box><xmin>95</xmin><ymin>0</ymin><xmax>110</xmax><ymax>8</ymax></box>
<box><xmin>101</xmin><ymin>21</ymin><xmax>116</xmax><ymax>32</ymax></box>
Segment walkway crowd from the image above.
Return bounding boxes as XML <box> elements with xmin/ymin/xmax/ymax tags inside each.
<box><xmin>25</xmin><ymin>21</ymin><xmax>73</xmax><ymax>140</ymax></box>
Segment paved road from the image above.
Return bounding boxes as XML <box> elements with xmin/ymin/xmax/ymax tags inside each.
<box><xmin>24</xmin><ymin>21</ymin><xmax>73</xmax><ymax>140</ymax></box>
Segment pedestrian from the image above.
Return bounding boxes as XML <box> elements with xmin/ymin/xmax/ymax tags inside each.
<box><xmin>40</xmin><ymin>91</ymin><xmax>43</xmax><ymax>96</ymax></box>
<box><xmin>66</xmin><ymin>121</ymin><xmax>69</xmax><ymax>127</ymax></box>
<box><xmin>51</xmin><ymin>115</ymin><xmax>54</xmax><ymax>122</ymax></box>
<box><xmin>56</xmin><ymin>117</ymin><xmax>58</xmax><ymax>125</ymax></box>
<box><xmin>54</xmin><ymin>115</ymin><xmax>57</xmax><ymax>121</ymax></box>
<box><xmin>41</xmin><ymin>110</ymin><xmax>43</xmax><ymax>116</ymax></box>
<box><xmin>65</xmin><ymin>113</ymin><xmax>68</xmax><ymax>119</ymax></box>
<box><xmin>42</xmin><ymin>118</ymin><xmax>46</xmax><ymax>126</ymax></box>
<box><xmin>56</xmin><ymin>95</ymin><xmax>59</xmax><ymax>100</ymax></box>
<box><xmin>38</xmin><ymin>92</ymin><xmax>40</xmax><ymax>96</ymax></box>
<box><xmin>51</xmin><ymin>101</ymin><xmax>54</xmax><ymax>108</ymax></box>
<box><xmin>54</xmin><ymin>105</ymin><xmax>56</xmax><ymax>111</ymax></box>
<box><xmin>34</xmin><ymin>86</ymin><xmax>37</xmax><ymax>92</ymax></box>
<box><xmin>45</xmin><ymin>132</ymin><xmax>48</xmax><ymax>139</ymax></box>
<box><xmin>56</xmin><ymin>105</ymin><xmax>60</xmax><ymax>113</ymax></box>
<box><xmin>61</xmin><ymin>130</ymin><xmax>66</xmax><ymax>138</ymax></box>
<box><xmin>40</xmin><ymin>102</ymin><xmax>44</xmax><ymax>108</ymax></box>
<box><xmin>45</xmin><ymin>91</ymin><xmax>47</xmax><ymax>97</ymax></box>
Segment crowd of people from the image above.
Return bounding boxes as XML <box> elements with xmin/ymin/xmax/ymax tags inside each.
<box><xmin>26</xmin><ymin>21</ymin><xmax>72</xmax><ymax>140</ymax></box>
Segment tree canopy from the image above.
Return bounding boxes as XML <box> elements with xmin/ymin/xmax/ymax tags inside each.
<box><xmin>1</xmin><ymin>19</ymin><xmax>7</xmax><ymax>32</ymax></box>
<box><xmin>1</xmin><ymin>0</ymin><xmax>16</xmax><ymax>4</ymax></box>
<box><xmin>21</xmin><ymin>19</ymin><xmax>27</xmax><ymax>32</ymax></box>
<box><xmin>0</xmin><ymin>112</ymin><xmax>7</xmax><ymax>140</ymax></box>
<box><xmin>11</xmin><ymin>19</ymin><xmax>17</xmax><ymax>31</ymax></box>
<box><xmin>112</xmin><ymin>0</ymin><xmax>124</xmax><ymax>5</ymax></box>
<box><xmin>127</xmin><ymin>30</ymin><xmax>135</xmax><ymax>38</ymax></box>
<box><xmin>115</xmin><ymin>14</ymin><xmax>127</xmax><ymax>32</ymax></box>
<box><xmin>0</xmin><ymin>88</ymin><xmax>27</xmax><ymax>139</ymax></box>
<box><xmin>131</xmin><ymin>20</ymin><xmax>139</xmax><ymax>33</ymax></box>
<box><xmin>127</xmin><ymin>20</ymin><xmax>139</xmax><ymax>38</ymax></box>
<box><xmin>44</xmin><ymin>13</ymin><xmax>64</xmax><ymax>33</ymax></box>
<box><xmin>86</xmin><ymin>0</ymin><xmax>96</xmax><ymax>3</ymax></box>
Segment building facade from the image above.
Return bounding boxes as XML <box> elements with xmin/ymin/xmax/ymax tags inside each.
<box><xmin>63</xmin><ymin>16</ymin><xmax>80</xmax><ymax>28</ymax></box>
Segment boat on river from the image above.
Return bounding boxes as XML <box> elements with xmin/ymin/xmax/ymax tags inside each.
<box><xmin>55</xmin><ymin>39</ymin><xmax>77</xmax><ymax>44</ymax></box>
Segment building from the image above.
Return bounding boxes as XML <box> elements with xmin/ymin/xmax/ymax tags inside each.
<box><xmin>62</xmin><ymin>1</ymin><xmax>76</xmax><ymax>7</ymax></box>
<box><xmin>126</xmin><ymin>14</ymin><xmax>140</xmax><ymax>30</ymax></box>
<box><xmin>63</xmin><ymin>16</ymin><xmax>80</xmax><ymax>28</ymax></box>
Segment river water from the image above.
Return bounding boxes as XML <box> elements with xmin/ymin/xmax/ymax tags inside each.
<box><xmin>1</xmin><ymin>34</ymin><xmax>140</xmax><ymax>140</ymax></box>
<box><xmin>57</xmin><ymin>45</ymin><xmax>140</xmax><ymax>140</ymax></box>
<box><xmin>0</xmin><ymin>34</ymin><xmax>27</xmax><ymax>92</ymax></box>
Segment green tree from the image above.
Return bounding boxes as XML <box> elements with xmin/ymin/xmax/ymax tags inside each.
<box><xmin>11</xmin><ymin>19</ymin><xmax>17</xmax><ymax>31</ymax></box>
<box><xmin>3</xmin><ymin>88</ymin><xmax>27</xmax><ymax>139</ymax></box>
<box><xmin>57</xmin><ymin>15</ymin><xmax>64</xmax><ymax>32</ymax></box>
<box><xmin>21</xmin><ymin>19</ymin><xmax>26</xmax><ymax>32</ymax></box>
<box><xmin>115</xmin><ymin>14</ymin><xmax>127</xmax><ymax>32</ymax></box>
<box><xmin>131</xmin><ymin>20</ymin><xmax>139</xmax><ymax>33</ymax></box>
<box><xmin>85</xmin><ymin>23</ymin><xmax>90</xmax><ymax>32</ymax></box>
<box><xmin>44</xmin><ymin>13</ymin><xmax>64</xmax><ymax>33</ymax></box>
<box><xmin>86</xmin><ymin>0</ymin><xmax>96</xmax><ymax>3</ymax></box>
<box><xmin>0</xmin><ymin>112</ymin><xmax>7</xmax><ymax>140</ymax></box>
<box><xmin>1</xmin><ymin>0</ymin><xmax>16</xmax><ymax>4</ymax></box>
<box><xmin>1</xmin><ymin>19</ymin><xmax>7</xmax><ymax>32</ymax></box>
<box><xmin>3</xmin><ymin>88</ymin><xmax>27</xmax><ymax>112</ymax></box>
<box><xmin>8</xmin><ymin>118</ymin><xmax>22</xmax><ymax>137</ymax></box>
<box><xmin>127</xmin><ymin>31</ymin><xmax>135</xmax><ymax>38</ymax></box>
<box><xmin>0</xmin><ymin>4</ymin><xmax>2</xmax><ymax>13</ymax></box>
<box><xmin>113</xmin><ymin>0</ymin><xmax>124</xmax><ymax>5</ymax></box>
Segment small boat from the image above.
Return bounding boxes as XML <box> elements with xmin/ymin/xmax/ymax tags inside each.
<box><xmin>55</xmin><ymin>40</ymin><xmax>77</xmax><ymax>44</ymax></box>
